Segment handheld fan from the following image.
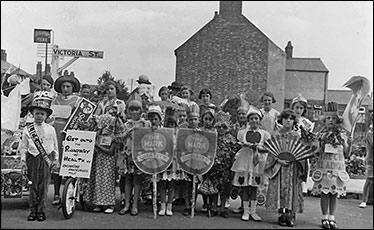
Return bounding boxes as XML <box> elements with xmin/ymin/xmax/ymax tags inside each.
<box><xmin>264</xmin><ymin>134</ymin><xmax>317</xmax><ymax>162</ymax></box>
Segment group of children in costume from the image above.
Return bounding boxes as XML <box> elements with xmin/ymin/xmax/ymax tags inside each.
<box><xmin>18</xmin><ymin>75</ymin><xmax>353</xmax><ymax>229</ymax></box>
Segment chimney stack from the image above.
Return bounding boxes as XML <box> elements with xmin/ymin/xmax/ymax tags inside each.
<box><xmin>219</xmin><ymin>1</ymin><xmax>242</xmax><ymax>18</ymax></box>
<box><xmin>46</xmin><ymin>64</ymin><xmax>51</xmax><ymax>75</ymax></box>
<box><xmin>36</xmin><ymin>61</ymin><xmax>42</xmax><ymax>79</ymax></box>
<box><xmin>1</xmin><ymin>49</ymin><xmax>7</xmax><ymax>62</ymax></box>
<box><xmin>285</xmin><ymin>41</ymin><xmax>293</xmax><ymax>59</ymax></box>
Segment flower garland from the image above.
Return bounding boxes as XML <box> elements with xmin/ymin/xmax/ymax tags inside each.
<box><xmin>318</xmin><ymin>126</ymin><xmax>345</xmax><ymax>148</ymax></box>
<box><xmin>300</xmin><ymin>126</ymin><xmax>318</xmax><ymax>145</ymax></box>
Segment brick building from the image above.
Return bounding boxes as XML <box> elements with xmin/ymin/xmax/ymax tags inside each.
<box><xmin>174</xmin><ymin>1</ymin><xmax>286</xmax><ymax>111</ymax></box>
<box><xmin>174</xmin><ymin>1</ymin><xmax>334</xmax><ymax>115</ymax></box>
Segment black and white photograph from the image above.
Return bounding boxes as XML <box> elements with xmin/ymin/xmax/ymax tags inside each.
<box><xmin>1</xmin><ymin>1</ymin><xmax>373</xmax><ymax>229</ymax></box>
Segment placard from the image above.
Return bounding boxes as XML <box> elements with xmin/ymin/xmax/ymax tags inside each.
<box><xmin>132</xmin><ymin>127</ymin><xmax>174</xmax><ymax>174</ymax></box>
<box><xmin>176</xmin><ymin>128</ymin><xmax>217</xmax><ymax>175</ymax></box>
<box><xmin>59</xmin><ymin>130</ymin><xmax>96</xmax><ymax>178</ymax></box>
<box><xmin>62</xmin><ymin>98</ymin><xmax>97</xmax><ymax>132</ymax></box>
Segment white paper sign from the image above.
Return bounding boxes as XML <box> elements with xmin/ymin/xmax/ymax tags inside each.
<box><xmin>324</xmin><ymin>144</ymin><xmax>342</xmax><ymax>154</ymax></box>
<box><xmin>59</xmin><ymin>130</ymin><xmax>96</xmax><ymax>178</ymax></box>
<box><xmin>51</xmin><ymin>105</ymin><xmax>72</xmax><ymax>119</ymax></box>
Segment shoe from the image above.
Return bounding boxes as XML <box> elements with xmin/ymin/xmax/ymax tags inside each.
<box><xmin>286</xmin><ymin>211</ymin><xmax>295</xmax><ymax>227</ymax></box>
<box><xmin>249</xmin><ymin>212</ymin><xmax>262</xmax><ymax>222</ymax></box>
<box><xmin>158</xmin><ymin>209</ymin><xmax>166</xmax><ymax>216</ymax></box>
<box><xmin>52</xmin><ymin>195</ymin><xmax>61</xmax><ymax>205</ymax></box>
<box><xmin>359</xmin><ymin>202</ymin><xmax>367</xmax><ymax>208</ymax></box>
<box><xmin>278</xmin><ymin>215</ymin><xmax>287</xmax><ymax>226</ymax></box>
<box><xmin>225</xmin><ymin>200</ymin><xmax>230</xmax><ymax>209</ymax></box>
<box><xmin>182</xmin><ymin>208</ymin><xmax>191</xmax><ymax>216</ymax></box>
<box><xmin>27</xmin><ymin>212</ymin><xmax>37</xmax><ymax>221</ymax></box>
<box><xmin>287</xmin><ymin>218</ymin><xmax>295</xmax><ymax>227</ymax></box>
<box><xmin>200</xmin><ymin>204</ymin><xmax>207</xmax><ymax>212</ymax></box>
<box><xmin>120</xmin><ymin>199</ymin><xmax>125</xmax><ymax>208</ymax></box>
<box><xmin>241</xmin><ymin>210</ymin><xmax>249</xmax><ymax>221</ymax></box>
<box><xmin>119</xmin><ymin>206</ymin><xmax>130</xmax><ymax>215</ymax></box>
<box><xmin>166</xmin><ymin>203</ymin><xmax>173</xmax><ymax>216</ymax></box>
<box><xmin>104</xmin><ymin>206</ymin><xmax>115</xmax><ymax>214</ymax></box>
<box><xmin>321</xmin><ymin>219</ymin><xmax>330</xmax><ymax>229</ymax></box>
<box><xmin>220</xmin><ymin>210</ymin><xmax>229</xmax><ymax>218</ymax></box>
<box><xmin>329</xmin><ymin>220</ymin><xmax>338</xmax><ymax>229</ymax></box>
<box><xmin>93</xmin><ymin>206</ymin><xmax>102</xmax><ymax>212</ymax></box>
<box><xmin>207</xmin><ymin>209</ymin><xmax>212</xmax><ymax>217</ymax></box>
<box><xmin>37</xmin><ymin>212</ymin><xmax>46</xmax><ymax>222</ymax></box>
<box><xmin>130</xmin><ymin>207</ymin><xmax>138</xmax><ymax>216</ymax></box>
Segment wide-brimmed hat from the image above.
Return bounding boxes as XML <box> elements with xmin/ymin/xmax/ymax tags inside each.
<box><xmin>54</xmin><ymin>75</ymin><xmax>80</xmax><ymax>93</ymax></box>
<box><xmin>168</xmin><ymin>81</ymin><xmax>183</xmax><ymax>91</ymax></box>
<box><xmin>28</xmin><ymin>91</ymin><xmax>54</xmax><ymax>116</ymax></box>
<box><xmin>136</xmin><ymin>74</ymin><xmax>152</xmax><ymax>85</ymax></box>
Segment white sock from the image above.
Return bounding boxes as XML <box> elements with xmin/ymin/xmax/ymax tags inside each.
<box><xmin>322</xmin><ymin>214</ymin><xmax>328</xmax><ymax>219</ymax></box>
<box><xmin>329</xmin><ymin>215</ymin><xmax>335</xmax><ymax>221</ymax></box>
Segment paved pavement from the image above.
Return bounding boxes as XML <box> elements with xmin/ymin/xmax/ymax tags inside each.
<box><xmin>1</xmin><ymin>184</ymin><xmax>373</xmax><ymax>229</ymax></box>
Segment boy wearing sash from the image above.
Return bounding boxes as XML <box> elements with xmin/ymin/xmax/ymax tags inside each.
<box><xmin>20</xmin><ymin>91</ymin><xmax>59</xmax><ymax>221</ymax></box>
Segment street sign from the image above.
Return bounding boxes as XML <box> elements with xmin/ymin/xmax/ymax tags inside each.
<box><xmin>53</xmin><ymin>48</ymin><xmax>104</xmax><ymax>59</ymax></box>
<box><xmin>34</xmin><ymin>28</ymin><xmax>52</xmax><ymax>43</ymax></box>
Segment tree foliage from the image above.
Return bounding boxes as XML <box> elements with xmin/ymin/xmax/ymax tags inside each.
<box><xmin>91</xmin><ymin>70</ymin><xmax>130</xmax><ymax>103</ymax></box>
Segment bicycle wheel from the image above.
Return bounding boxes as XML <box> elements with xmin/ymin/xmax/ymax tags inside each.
<box><xmin>61</xmin><ymin>177</ymin><xmax>77</xmax><ymax>219</ymax></box>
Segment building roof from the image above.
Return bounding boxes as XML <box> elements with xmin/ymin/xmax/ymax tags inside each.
<box><xmin>1</xmin><ymin>60</ymin><xmax>31</xmax><ymax>76</ymax></box>
<box><xmin>327</xmin><ymin>89</ymin><xmax>373</xmax><ymax>109</ymax></box>
<box><xmin>286</xmin><ymin>58</ymin><xmax>329</xmax><ymax>72</ymax></box>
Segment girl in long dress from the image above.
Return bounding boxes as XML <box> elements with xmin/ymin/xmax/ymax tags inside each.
<box><xmin>265</xmin><ymin>109</ymin><xmax>308</xmax><ymax>227</ymax></box>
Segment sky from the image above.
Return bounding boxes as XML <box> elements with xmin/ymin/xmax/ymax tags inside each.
<box><xmin>1</xmin><ymin>1</ymin><xmax>373</xmax><ymax>100</ymax></box>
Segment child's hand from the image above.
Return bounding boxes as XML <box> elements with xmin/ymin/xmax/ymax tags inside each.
<box><xmin>151</xmin><ymin>125</ymin><xmax>158</xmax><ymax>131</ymax></box>
<box><xmin>277</xmin><ymin>159</ymin><xmax>290</xmax><ymax>166</ymax></box>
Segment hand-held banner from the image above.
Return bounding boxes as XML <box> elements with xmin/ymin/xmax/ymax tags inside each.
<box><xmin>341</xmin><ymin>76</ymin><xmax>370</xmax><ymax>133</ymax></box>
<box><xmin>132</xmin><ymin>127</ymin><xmax>174</xmax><ymax>174</ymax></box>
<box><xmin>176</xmin><ymin>128</ymin><xmax>217</xmax><ymax>176</ymax></box>
<box><xmin>62</xmin><ymin>98</ymin><xmax>97</xmax><ymax>133</ymax></box>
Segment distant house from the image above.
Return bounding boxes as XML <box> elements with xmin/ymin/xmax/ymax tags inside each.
<box><xmin>327</xmin><ymin>90</ymin><xmax>373</xmax><ymax>141</ymax></box>
<box><xmin>174</xmin><ymin>1</ymin><xmax>331</xmax><ymax>114</ymax></box>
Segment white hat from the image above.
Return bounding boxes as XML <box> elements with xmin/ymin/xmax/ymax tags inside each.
<box><xmin>246</xmin><ymin>105</ymin><xmax>262</xmax><ymax>119</ymax></box>
<box><xmin>148</xmin><ymin>105</ymin><xmax>162</xmax><ymax>119</ymax></box>
<box><xmin>291</xmin><ymin>94</ymin><xmax>307</xmax><ymax>106</ymax></box>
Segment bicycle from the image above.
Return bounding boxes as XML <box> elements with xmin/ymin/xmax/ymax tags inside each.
<box><xmin>60</xmin><ymin>176</ymin><xmax>88</xmax><ymax>219</ymax></box>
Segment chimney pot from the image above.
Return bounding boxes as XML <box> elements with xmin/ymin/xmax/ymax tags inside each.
<box><xmin>285</xmin><ymin>41</ymin><xmax>293</xmax><ymax>59</ymax></box>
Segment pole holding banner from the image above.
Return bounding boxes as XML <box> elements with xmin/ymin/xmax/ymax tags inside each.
<box><xmin>152</xmin><ymin>173</ymin><xmax>157</xmax><ymax>219</ymax></box>
<box><xmin>34</xmin><ymin>28</ymin><xmax>52</xmax><ymax>89</ymax></box>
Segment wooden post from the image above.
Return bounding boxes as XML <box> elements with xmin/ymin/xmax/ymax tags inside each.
<box><xmin>191</xmin><ymin>175</ymin><xmax>196</xmax><ymax>218</ymax></box>
<box><xmin>153</xmin><ymin>173</ymin><xmax>157</xmax><ymax>219</ymax></box>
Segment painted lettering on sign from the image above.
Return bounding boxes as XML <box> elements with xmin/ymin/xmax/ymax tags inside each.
<box><xmin>53</xmin><ymin>48</ymin><xmax>104</xmax><ymax>59</ymax></box>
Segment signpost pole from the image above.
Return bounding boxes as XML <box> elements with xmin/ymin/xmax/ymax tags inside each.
<box><xmin>42</xmin><ymin>43</ymin><xmax>48</xmax><ymax>90</ymax></box>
